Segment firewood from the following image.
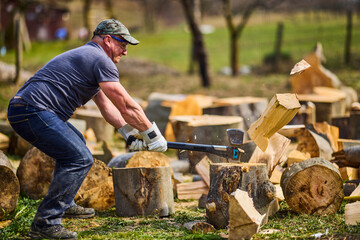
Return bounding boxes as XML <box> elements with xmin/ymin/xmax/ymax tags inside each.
<box><xmin>339</xmin><ymin>167</ymin><xmax>358</xmax><ymax>181</ymax></box>
<box><xmin>332</xmin><ymin>146</ymin><xmax>360</xmax><ymax>168</ymax></box>
<box><xmin>280</xmin><ymin>158</ymin><xmax>344</xmax><ymax>215</ymax></box>
<box><xmin>345</xmin><ymin>201</ymin><xmax>360</xmax><ymax>225</ymax></box>
<box><xmin>0</xmin><ymin>151</ymin><xmax>20</xmax><ymax>220</ymax></box>
<box><xmin>164</xmin><ymin>95</ymin><xmax>215</xmax><ymax>141</ymax></box>
<box><xmin>269</xmin><ymin>165</ymin><xmax>284</xmax><ymax>184</ymax></box>
<box><xmin>0</xmin><ymin>132</ymin><xmax>9</xmax><ymax>153</ymax></box>
<box><xmin>176</xmin><ymin>180</ymin><xmax>209</xmax><ymax>200</ymax></box>
<box><xmin>249</xmin><ymin>133</ymin><xmax>290</xmax><ymax>177</ymax></box>
<box><xmin>289</xmin><ymin>42</ymin><xmax>342</xmax><ymax>94</ymax></box>
<box><xmin>228</xmin><ymin>189</ymin><xmax>265</xmax><ymax>240</ymax></box>
<box><xmin>312</xmin><ymin>122</ymin><xmax>339</xmax><ymax>151</ymax></box>
<box><xmin>113</xmin><ymin>166</ymin><xmax>174</xmax><ymax>217</ymax></box>
<box><xmin>296</xmin><ymin>128</ymin><xmax>333</xmax><ymax>161</ymax></box>
<box><xmin>17</xmin><ymin>147</ymin><xmax>115</xmax><ymax>211</ymax></box>
<box><xmin>206</xmin><ymin>163</ymin><xmax>275</xmax><ymax>229</ymax></box>
<box><xmin>203</xmin><ymin>96</ymin><xmax>268</xmax><ymax>132</ymax></box>
<box><xmin>195</xmin><ymin>156</ymin><xmax>211</xmax><ymax>187</ymax></box>
<box><xmin>286</xmin><ymin>150</ymin><xmax>311</xmax><ymax>167</ymax></box>
<box><xmin>350</xmin><ymin>184</ymin><xmax>360</xmax><ymax>197</ymax></box>
<box><xmin>247</xmin><ymin>94</ymin><xmax>300</xmax><ymax>152</ymax></box>
<box><xmin>183</xmin><ymin>221</ymin><xmax>215</xmax><ymax>233</ymax></box>
<box><xmin>278</xmin><ymin>124</ymin><xmax>305</xmax><ymax>138</ymax></box>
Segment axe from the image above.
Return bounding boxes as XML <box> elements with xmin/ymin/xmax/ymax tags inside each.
<box><xmin>127</xmin><ymin>128</ymin><xmax>245</xmax><ymax>160</ymax></box>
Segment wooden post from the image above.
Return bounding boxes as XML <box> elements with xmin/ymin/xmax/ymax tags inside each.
<box><xmin>206</xmin><ymin>163</ymin><xmax>275</xmax><ymax>229</ymax></box>
<box><xmin>280</xmin><ymin>158</ymin><xmax>344</xmax><ymax>215</ymax></box>
<box><xmin>113</xmin><ymin>166</ymin><xmax>174</xmax><ymax>217</ymax></box>
<box><xmin>0</xmin><ymin>151</ymin><xmax>20</xmax><ymax>220</ymax></box>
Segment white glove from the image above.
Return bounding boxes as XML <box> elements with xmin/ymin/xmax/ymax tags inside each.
<box><xmin>140</xmin><ymin>122</ymin><xmax>167</xmax><ymax>152</ymax></box>
<box><xmin>118</xmin><ymin>124</ymin><xmax>147</xmax><ymax>151</ymax></box>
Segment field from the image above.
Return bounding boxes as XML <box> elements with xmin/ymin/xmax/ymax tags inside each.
<box><xmin>1</xmin><ymin>11</ymin><xmax>360</xmax><ymax>239</ymax></box>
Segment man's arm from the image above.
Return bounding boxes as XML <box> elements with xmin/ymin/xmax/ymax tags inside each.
<box><xmin>95</xmin><ymin>81</ymin><xmax>152</xmax><ymax>131</ymax></box>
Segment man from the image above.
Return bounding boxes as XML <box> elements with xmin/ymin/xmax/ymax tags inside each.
<box><xmin>7</xmin><ymin>19</ymin><xmax>166</xmax><ymax>240</ymax></box>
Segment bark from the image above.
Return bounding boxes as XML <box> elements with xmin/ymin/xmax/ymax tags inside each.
<box><xmin>0</xmin><ymin>151</ymin><xmax>20</xmax><ymax>220</ymax></box>
<box><xmin>206</xmin><ymin>163</ymin><xmax>275</xmax><ymax>229</ymax></box>
<box><xmin>113</xmin><ymin>166</ymin><xmax>174</xmax><ymax>217</ymax></box>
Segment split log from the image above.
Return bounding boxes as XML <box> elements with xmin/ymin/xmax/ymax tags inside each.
<box><xmin>183</xmin><ymin>221</ymin><xmax>215</xmax><ymax>234</ymax></box>
<box><xmin>295</xmin><ymin>128</ymin><xmax>333</xmax><ymax>161</ymax></box>
<box><xmin>247</xmin><ymin>93</ymin><xmax>300</xmax><ymax>152</ymax></box>
<box><xmin>289</xmin><ymin>42</ymin><xmax>341</xmax><ymax>94</ymax></box>
<box><xmin>74</xmin><ymin>109</ymin><xmax>114</xmax><ymax>142</ymax></box>
<box><xmin>339</xmin><ymin>167</ymin><xmax>358</xmax><ymax>181</ymax></box>
<box><xmin>176</xmin><ymin>180</ymin><xmax>208</xmax><ymax>200</ymax></box>
<box><xmin>206</xmin><ymin>163</ymin><xmax>275</xmax><ymax>229</ymax></box>
<box><xmin>0</xmin><ymin>151</ymin><xmax>20</xmax><ymax>220</ymax></box>
<box><xmin>278</xmin><ymin>124</ymin><xmax>305</xmax><ymax>139</ymax></box>
<box><xmin>286</xmin><ymin>150</ymin><xmax>311</xmax><ymax>167</ymax></box>
<box><xmin>269</xmin><ymin>165</ymin><xmax>284</xmax><ymax>184</ymax></box>
<box><xmin>112</xmin><ymin>166</ymin><xmax>174</xmax><ymax>217</ymax></box>
<box><xmin>169</xmin><ymin>114</ymin><xmax>244</xmax><ymax>165</ymax></box>
<box><xmin>74</xmin><ymin>159</ymin><xmax>115</xmax><ymax>211</ymax></box>
<box><xmin>0</xmin><ymin>132</ymin><xmax>9</xmax><ymax>153</ymax></box>
<box><xmin>311</xmin><ymin>122</ymin><xmax>339</xmax><ymax>151</ymax></box>
<box><xmin>332</xmin><ymin>146</ymin><xmax>360</xmax><ymax>168</ymax></box>
<box><xmin>288</xmin><ymin>102</ymin><xmax>316</xmax><ymax>125</ymax></box>
<box><xmin>280</xmin><ymin>158</ymin><xmax>344</xmax><ymax>215</ymax></box>
<box><xmin>350</xmin><ymin>184</ymin><xmax>360</xmax><ymax>197</ymax></box>
<box><xmin>195</xmin><ymin>156</ymin><xmax>211</xmax><ymax>187</ymax></box>
<box><xmin>345</xmin><ymin>201</ymin><xmax>360</xmax><ymax>225</ymax></box>
<box><xmin>164</xmin><ymin>95</ymin><xmax>215</xmax><ymax>141</ymax></box>
<box><xmin>203</xmin><ymin>96</ymin><xmax>268</xmax><ymax>132</ymax></box>
<box><xmin>249</xmin><ymin>133</ymin><xmax>290</xmax><ymax>177</ymax></box>
<box><xmin>228</xmin><ymin>189</ymin><xmax>265</xmax><ymax>240</ymax></box>
<box><xmin>8</xmin><ymin>132</ymin><xmax>33</xmax><ymax>157</ymax></box>
<box><xmin>17</xmin><ymin>147</ymin><xmax>115</xmax><ymax>210</ymax></box>
<box><xmin>349</xmin><ymin>109</ymin><xmax>360</xmax><ymax>139</ymax></box>
<box><xmin>297</xmin><ymin>92</ymin><xmax>346</xmax><ymax>123</ymax></box>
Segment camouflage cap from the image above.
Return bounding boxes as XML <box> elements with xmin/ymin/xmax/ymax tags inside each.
<box><xmin>93</xmin><ymin>19</ymin><xmax>139</xmax><ymax>45</ymax></box>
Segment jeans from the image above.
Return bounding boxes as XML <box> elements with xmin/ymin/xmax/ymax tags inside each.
<box><xmin>7</xmin><ymin>100</ymin><xmax>94</xmax><ymax>227</ymax></box>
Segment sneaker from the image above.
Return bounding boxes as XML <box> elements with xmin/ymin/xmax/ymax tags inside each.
<box><xmin>63</xmin><ymin>204</ymin><xmax>95</xmax><ymax>219</ymax></box>
<box><xmin>28</xmin><ymin>224</ymin><xmax>77</xmax><ymax>240</ymax></box>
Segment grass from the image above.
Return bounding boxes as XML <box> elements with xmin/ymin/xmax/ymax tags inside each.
<box><xmin>1</xmin><ymin>196</ymin><xmax>359</xmax><ymax>239</ymax></box>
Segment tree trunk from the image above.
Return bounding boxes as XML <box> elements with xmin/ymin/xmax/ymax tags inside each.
<box><xmin>113</xmin><ymin>166</ymin><xmax>174</xmax><ymax>217</ymax></box>
<box><xmin>180</xmin><ymin>0</ymin><xmax>211</xmax><ymax>87</ymax></box>
<box><xmin>280</xmin><ymin>157</ymin><xmax>344</xmax><ymax>215</ymax></box>
<box><xmin>0</xmin><ymin>151</ymin><xmax>20</xmax><ymax>220</ymax></box>
<box><xmin>83</xmin><ymin>0</ymin><xmax>91</xmax><ymax>39</ymax></box>
<box><xmin>273</xmin><ymin>22</ymin><xmax>284</xmax><ymax>72</ymax></box>
<box><xmin>230</xmin><ymin>31</ymin><xmax>239</xmax><ymax>76</ymax></box>
<box><xmin>344</xmin><ymin>10</ymin><xmax>352</xmax><ymax>65</ymax></box>
<box><xmin>206</xmin><ymin>163</ymin><xmax>275</xmax><ymax>229</ymax></box>
<box><xmin>14</xmin><ymin>9</ymin><xmax>22</xmax><ymax>85</ymax></box>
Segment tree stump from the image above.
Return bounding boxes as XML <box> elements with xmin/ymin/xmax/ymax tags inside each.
<box><xmin>113</xmin><ymin>166</ymin><xmax>174</xmax><ymax>217</ymax></box>
<box><xmin>206</xmin><ymin>163</ymin><xmax>275</xmax><ymax>229</ymax></box>
<box><xmin>0</xmin><ymin>151</ymin><xmax>20</xmax><ymax>220</ymax></box>
<box><xmin>280</xmin><ymin>157</ymin><xmax>344</xmax><ymax>215</ymax></box>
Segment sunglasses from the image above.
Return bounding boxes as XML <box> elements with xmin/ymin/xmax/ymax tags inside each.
<box><xmin>110</xmin><ymin>35</ymin><xmax>127</xmax><ymax>43</ymax></box>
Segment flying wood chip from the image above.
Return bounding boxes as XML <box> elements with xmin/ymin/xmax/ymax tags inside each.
<box><xmin>290</xmin><ymin>59</ymin><xmax>311</xmax><ymax>75</ymax></box>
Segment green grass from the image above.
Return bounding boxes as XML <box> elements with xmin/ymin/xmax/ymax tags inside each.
<box><xmin>1</xmin><ymin>196</ymin><xmax>359</xmax><ymax>239</ymax></box>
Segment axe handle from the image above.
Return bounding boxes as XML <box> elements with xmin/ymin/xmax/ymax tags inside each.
<box><xmin>126</xmin><ymin>136</ymin><xmax>240</xmax><ymax>160</ymax></box>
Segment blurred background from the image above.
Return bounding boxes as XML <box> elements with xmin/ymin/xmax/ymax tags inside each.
<box><xmin>0</xmin><ymin>0</ymin><xmax>359</xmax><ymax>113</ymax></box>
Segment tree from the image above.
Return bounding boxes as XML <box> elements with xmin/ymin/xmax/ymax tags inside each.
<box><xmin>222</xmin><ymin>0</ymin><xmax>284</xmax><ymax>76</ymax></box>
<box><xmin>180</xmin><ymin>0</ymin><xmax>211</xmax><ymax>87</ymax></box>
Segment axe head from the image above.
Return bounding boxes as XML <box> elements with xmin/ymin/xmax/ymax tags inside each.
<box><xmin>226</xmin><ymin>128</ymin><xmax>244</xmax><ymax>147</ymax></box>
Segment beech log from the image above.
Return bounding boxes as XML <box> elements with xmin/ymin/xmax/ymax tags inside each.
<box><xmin>280</xmin><ymin>158</ymin><xmax>343</xmax><ymax>215</ymax></box>
<box><xmin>0</xmin><ymin>151</ymin><xmax>20</xmax><ymax>220</ymax></box>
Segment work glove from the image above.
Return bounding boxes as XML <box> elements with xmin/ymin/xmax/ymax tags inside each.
<box><xmin>140</xmin><ymin>122</ymin><xmax>167</xmax><ymax>152</ymax></box>
<box><xmin>118</xmin><ymin>124</ymin><xmax>147</xmax><ymax>151</ymax></box>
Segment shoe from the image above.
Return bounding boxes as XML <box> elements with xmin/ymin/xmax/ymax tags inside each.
<box><xmin>63</xmin><ymin>204</ymin><xmax>95</xmax><ymax>219</ymax></box>
<box><xmin>28</xmin><ymin>223</ymin><xmax>77</xmax><ymax>239</ymax></box>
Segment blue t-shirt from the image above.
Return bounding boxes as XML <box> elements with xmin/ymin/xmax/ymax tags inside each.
<box><xmin>14</xmin><ymin>41</ymin><xmax>119</xmax><ymax>121</ymax></box>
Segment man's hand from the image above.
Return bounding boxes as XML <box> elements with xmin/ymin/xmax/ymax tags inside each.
<box><xmin>140</xmin><ymin>122</ymin><xmax>167</xmax><ymax>152</ymax></box>
<box><xmin>118</xmin><ymin>124</ymin><xmax>147</xmax><ymax>151</ymax></box>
